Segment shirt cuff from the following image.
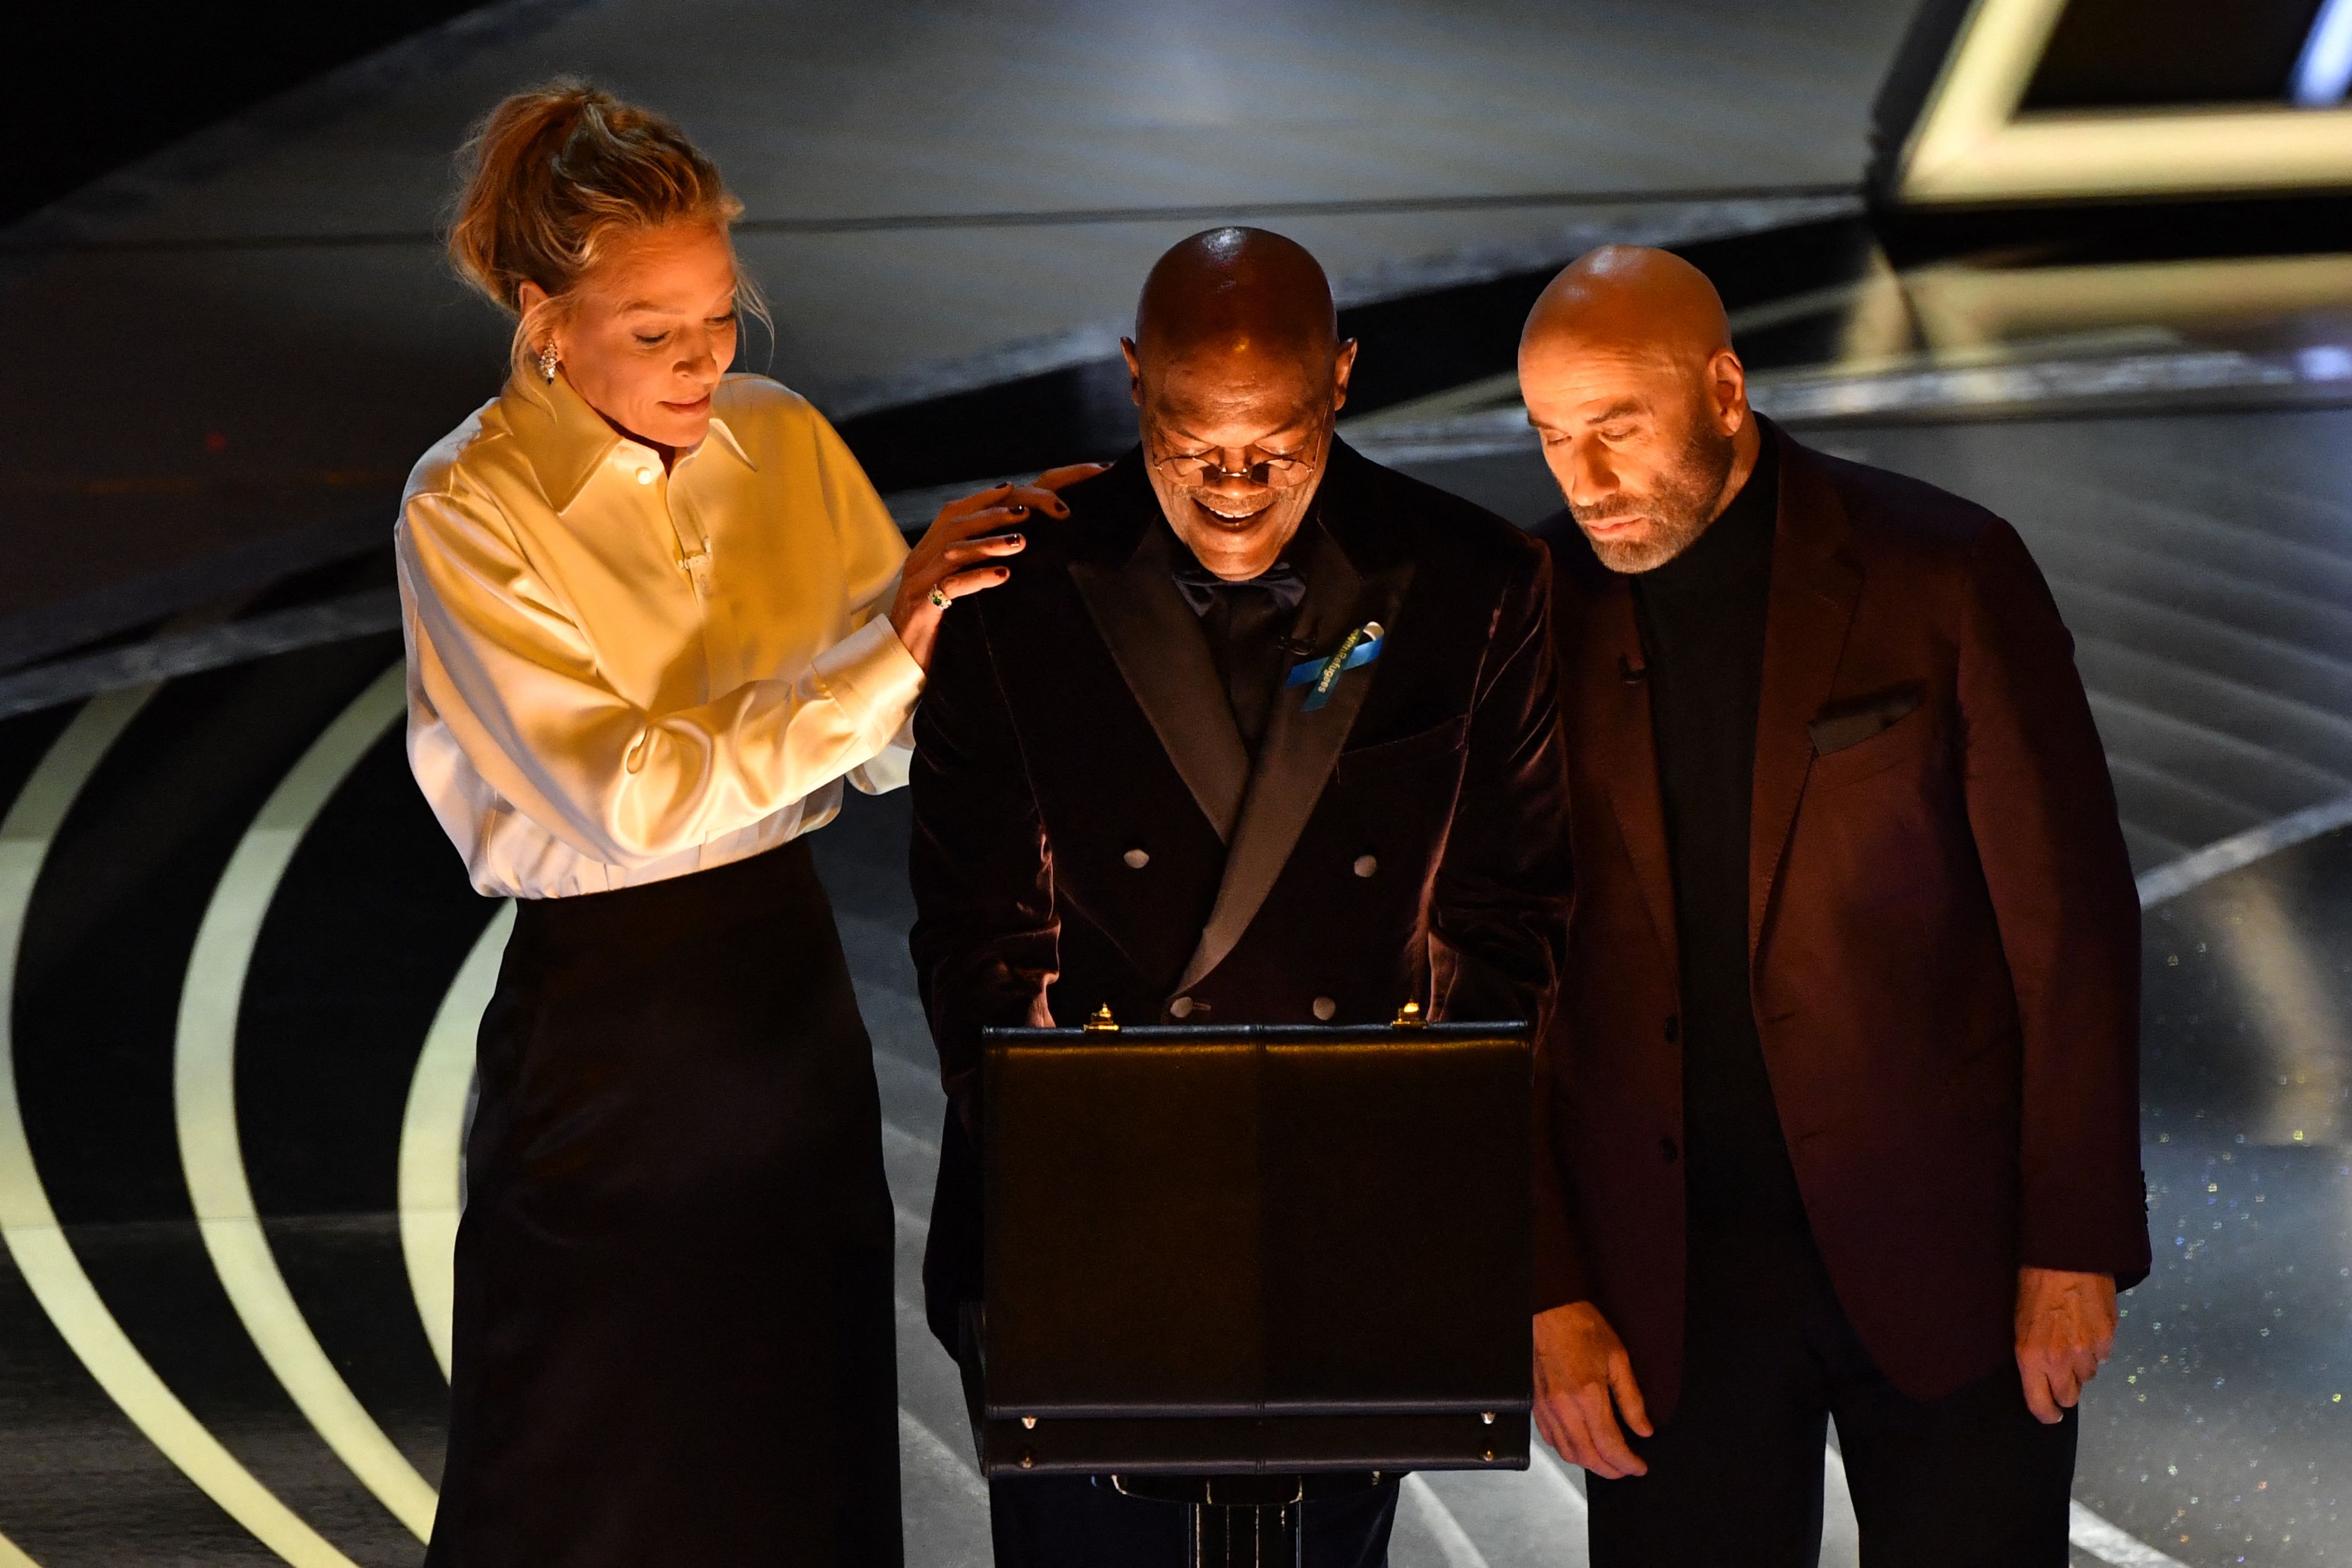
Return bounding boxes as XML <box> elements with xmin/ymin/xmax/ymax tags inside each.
<box><xmin>814</xmin><ymin>613</ymin><xmax>926</xmax><ymax>746</ymax></box>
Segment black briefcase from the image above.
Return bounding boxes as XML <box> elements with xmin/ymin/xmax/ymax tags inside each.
<box><xmin>963</xmin><ymin>1015</ymin><xmax>1532</xmax><ymax>1480</ymax></box>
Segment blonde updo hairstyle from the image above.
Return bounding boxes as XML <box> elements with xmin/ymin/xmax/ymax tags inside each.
<box><xmin>447</xmin><ymin>79</ymin><xmax>769</xmax><ymax>376</ymax></box>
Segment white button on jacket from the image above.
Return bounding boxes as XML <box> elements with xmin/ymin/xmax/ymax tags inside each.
<box><xmin>396</xmin><ymin>371</ymin><xmax>922</xmax><ymax>898</ymax></box>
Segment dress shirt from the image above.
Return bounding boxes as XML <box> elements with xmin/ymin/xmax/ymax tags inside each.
<box><xmin>1169</xmin><ymin>521</ymin><xmax>1312</xmax><ymax>756</ymax></box>
<box><xmin>396</xmin><ymin>370</ymin><xmax>922</xmax><ymax>898</ymax></box>
<box><xmin>1630</xmin><ymin>440</ymin><xmax>1809</xmax><ymax>1229</ymax></box>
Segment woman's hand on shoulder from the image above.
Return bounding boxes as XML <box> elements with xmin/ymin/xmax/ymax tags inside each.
<box><xmin>890</xmin><ymin>465</ymin><xmax>1108</xmax><ymax>669</ymax></box>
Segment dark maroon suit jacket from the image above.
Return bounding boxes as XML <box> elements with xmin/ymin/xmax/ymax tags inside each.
<box><xmin>1532</xmin><ymin>424</ymin><xmax>2151</xmax><ymax>1420</ymax></box>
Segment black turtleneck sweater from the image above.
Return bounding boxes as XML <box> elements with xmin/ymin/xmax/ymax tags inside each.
<box><xmin>1631</xmin><ymin>438</ymin><xmax>1808</xmax><ymax>1230</ymax></box>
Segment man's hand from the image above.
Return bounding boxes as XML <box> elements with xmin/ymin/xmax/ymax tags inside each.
<box><xmin>890</xmin><ymin>465</ymin><xmax>1107</xmax><ymax>669</ymax></box>
<box><xmin>2014</xmin><ymin>1267</ymin><xmax>2117</xmax><ymax>1424</ymax></box>
<box><xmin>1532</xmin><ymin>1301</ymin><xmax>1652</xmax><ymax>1478</ymax></box>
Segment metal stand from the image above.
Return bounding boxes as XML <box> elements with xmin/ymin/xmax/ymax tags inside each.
<box><xmin>1113</xmin><ymin>1471</ymin><xmax>1386</xmax><ymax>1568</ymax></box>
<box><xmin>1187</xmin><ymin>1500</ymin><xmax>1299</xmax><ymax>1568</ymax></box>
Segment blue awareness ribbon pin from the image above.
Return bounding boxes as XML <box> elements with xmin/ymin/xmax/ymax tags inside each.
<box><xmin>1284</xmin><ymin>621</ymin><xmax>1385</xmax><ymax>712</ymax></box>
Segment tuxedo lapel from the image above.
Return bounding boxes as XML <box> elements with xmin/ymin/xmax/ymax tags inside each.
<box><xmin>1749</xmin><ymin>432</ymin><xmax>1862</xmax><ymax>958</ymax></box>
<box><xmin>1170</xmin><ymin>516</ymin><xmax>1412</xmax><ymax>999</ymax></box>
<box><xmin>1595</xmin><ymin>583</ymin><xmax>1681</xmax><ymax>989</ymax></box>
<box><xmin>1070</xmin><ymin>523</ymin><xmax>1252</xmax><ymax>843</ymax></box>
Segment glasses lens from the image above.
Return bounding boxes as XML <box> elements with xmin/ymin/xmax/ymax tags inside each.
<box><xmin>1157</xmin><ymin>453</ymin><xmax>1314</xmax><ymax>487</ymax></box>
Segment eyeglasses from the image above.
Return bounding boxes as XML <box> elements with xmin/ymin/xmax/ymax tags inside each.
<box><xmin>1149</xmin><ymin>443</ymin><xmax>1321</xmax><ymax>490</ymax></box>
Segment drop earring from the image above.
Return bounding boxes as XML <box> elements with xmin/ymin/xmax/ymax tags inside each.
<box><xmin>538</xmin><ymin>339</ymin><xmax>560</xmax><ymax>383</ymax></box>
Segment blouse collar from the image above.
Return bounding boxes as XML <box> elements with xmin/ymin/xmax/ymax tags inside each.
<box><xmin>503</xmin><ymin>371</ymin><xmax>756</xmax><ymax>513</ymax></box>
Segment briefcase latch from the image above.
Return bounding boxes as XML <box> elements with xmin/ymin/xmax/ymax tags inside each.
<box><xmin>1392</xmin><ymin>1000</ymin><xmax>1425</xmax><ymax>1028</ymax></box>
<box><xmin>1083</xmin><ymin>1004</ymin><xmax>1120</xmax><ymax>1033</ymax></box>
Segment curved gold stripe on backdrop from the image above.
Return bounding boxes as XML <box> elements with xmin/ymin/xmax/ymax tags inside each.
<box><xmin>0</xmin><ymin>1530</ymin><xmax>41</xmax><ymax>1567</ymax></box>
<box><xmin>172</xmin><ymin>664</ymin><xmax>440</xmax><ymax>1541</ymax></box>
<box><xmin>1897</xmin><ymin>0</ymin><xmax>2352</xmax><ymax>202</ymax></box>
<box><xmin>399</xmin><ymin>902</ymin><xmax>508</xmax><ymax>1382</ymax></box>
<box><xmin>0</xmin><ymin>688</ymin><xmax>360</xmax><ymax>1568</ymax></box>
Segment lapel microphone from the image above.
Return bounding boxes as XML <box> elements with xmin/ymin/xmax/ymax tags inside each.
<box><xmin>1619</xmin><ymin>653</ymin><xmax>1648</xmax><ymax>685</ymax></box>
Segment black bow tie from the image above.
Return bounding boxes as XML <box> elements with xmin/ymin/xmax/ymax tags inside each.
<box><xmin>1172</xmin><ymin>559</ymin><xmax>1307</xmax><ymax>618</ymax></box>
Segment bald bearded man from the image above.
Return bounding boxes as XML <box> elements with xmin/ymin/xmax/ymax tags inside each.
<box><xmin>1519</xmin><ymin>246</ymin><xmax>2149</xmax><ymax>1565</ymax></box>
<box><xmin>910</xmin><ymin>227</ymin><xmax>1572</xmax><ymax>1565</ymax></box>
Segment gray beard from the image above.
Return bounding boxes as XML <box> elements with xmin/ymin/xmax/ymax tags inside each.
<box><xmin>1573</xmin><ymin>428</ymin><xmax>1738</xmax><ymax>576</ymax></box>
<box><xmin>1582</xmin><ymin>510</ymin><xmax>1712</xmax><ymax>575</ymax></box>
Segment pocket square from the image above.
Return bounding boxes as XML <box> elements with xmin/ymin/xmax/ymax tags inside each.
<box><xmin>1809</xmin><ymin>683</ymin><xmax>1925</xmax><ymax>756</ymax></box>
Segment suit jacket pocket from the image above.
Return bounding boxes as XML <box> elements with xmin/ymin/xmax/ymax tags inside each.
<box><xmin>1336</xmin><ymin>713</ymin><xmax>1470</xmax><ymax>773</ymax></box>
<box><xmin>1807</xmin><ymin>694</ymin><xmax>1936</xmax><ymax>790</ymax></box>
<box><xmin>1810</xmin><ymin>682</ymin><xmax>1925</xmax><ymax>756</ymax></box>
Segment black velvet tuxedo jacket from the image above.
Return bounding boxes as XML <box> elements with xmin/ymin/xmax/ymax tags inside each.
<box><xmin>910</xmin><ymin>441</ymin><xmax>1572</xmax><ymax>1349</ymax></box>
<box><xmin>1533</xmin><ymin>424</ymin><xmax>2151</xmax><ymax>1421</ymax></box>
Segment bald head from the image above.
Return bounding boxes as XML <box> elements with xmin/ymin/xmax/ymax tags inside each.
<box><xmin>1520</xmin><ymin>244</ymin><xmax>1732</xmax><ymax>366</ymax></box>
<box><xmin>1123</xmin><ymin>228</ymin><xmax>1359</xmax><ymax>581</ymax></box>
<box><xmin>1133</xmin><ymin>226</ymin><xmax>1339</xmax><ymax>368</ymax></box>
<box><xmin>1517</xmin><ymin>245</ymin><xmax>1759</xmax><ymax>574</ymax></box>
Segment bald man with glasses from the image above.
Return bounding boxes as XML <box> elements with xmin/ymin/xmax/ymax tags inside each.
<box><xmin>909</xmin><ymin>227</ymin><xmax>1574</xmax><ymax>1566</ymax></box>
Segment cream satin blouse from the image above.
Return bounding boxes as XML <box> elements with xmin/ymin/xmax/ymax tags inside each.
<box><xmin>395</xmin><ymin>370</ymin><xmax>920</xmax><ymax>898</ymax></box>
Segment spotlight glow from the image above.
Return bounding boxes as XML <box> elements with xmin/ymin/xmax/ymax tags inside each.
<box><xmin>2293</xmin><ymin>0</ymin><xmax>2352</xmax><ymax>107</ymax></box>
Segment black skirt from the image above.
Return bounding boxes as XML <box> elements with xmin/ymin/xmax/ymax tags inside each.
<box><xmin>426</xmin><ymin>840</ymin><xmax>902</xmax><ymax>1567</ymax></box>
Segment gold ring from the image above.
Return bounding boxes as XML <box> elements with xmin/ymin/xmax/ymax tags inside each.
<box><xmin>929</xmin><ymin>585</ymin><xmax>951</xmax><ymax>608</ymax></box>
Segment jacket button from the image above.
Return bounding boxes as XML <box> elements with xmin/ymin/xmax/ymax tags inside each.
<box><xmin>1169</xmin><ymin>996</ymin><xmax>1195</xmax><ymax>1019</ymax></box>
<box><xmin>1661</xmin><ymin>1137</ymin><xmax>1679</xmax><ymax>1164</ymax></box>
<box><xmin>1664</xmin><ymin>1015</ymin><xmax>1681</xmax><ymax>1043</ymax></box>
<box><xmin>1123</xmin><ymin>847</ymin><xmax>1150</xmax><ymax>868</ymax></box>
<box><xmin>1352</xmin><ymin>855</ymin><xmax>1377</xmax><ymax>878</ymax></box>
<box><xmin>1312</xmin><ymin>997</ymin><xmax>1337</xmax><ymax>1021</ymax></box>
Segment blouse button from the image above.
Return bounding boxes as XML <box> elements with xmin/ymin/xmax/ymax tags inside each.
<box><xmin>635</xmin><ymin>467</ymin><xmax>656</xmax><ymax>485</ymax></box>
<box><xmin>1312</xmin><ymin>997</ymin><xmax>1337</xmax><ymax>1021</ymax></box>
<box><xmin>1123</xmin><ymin>848</ymin><xmax>1150</xmax><ymax>869</ymax></box>
<box><xmin>1353</xmin><ymin>855</ymin><xmax>1378</xmax><ymax>878</ymax></box>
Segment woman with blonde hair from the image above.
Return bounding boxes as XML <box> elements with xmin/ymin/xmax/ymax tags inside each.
<box><xmin>400</xmin><ymin>80</ymin><xmax>1070</xmax><ymax>1564</ymax></box>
